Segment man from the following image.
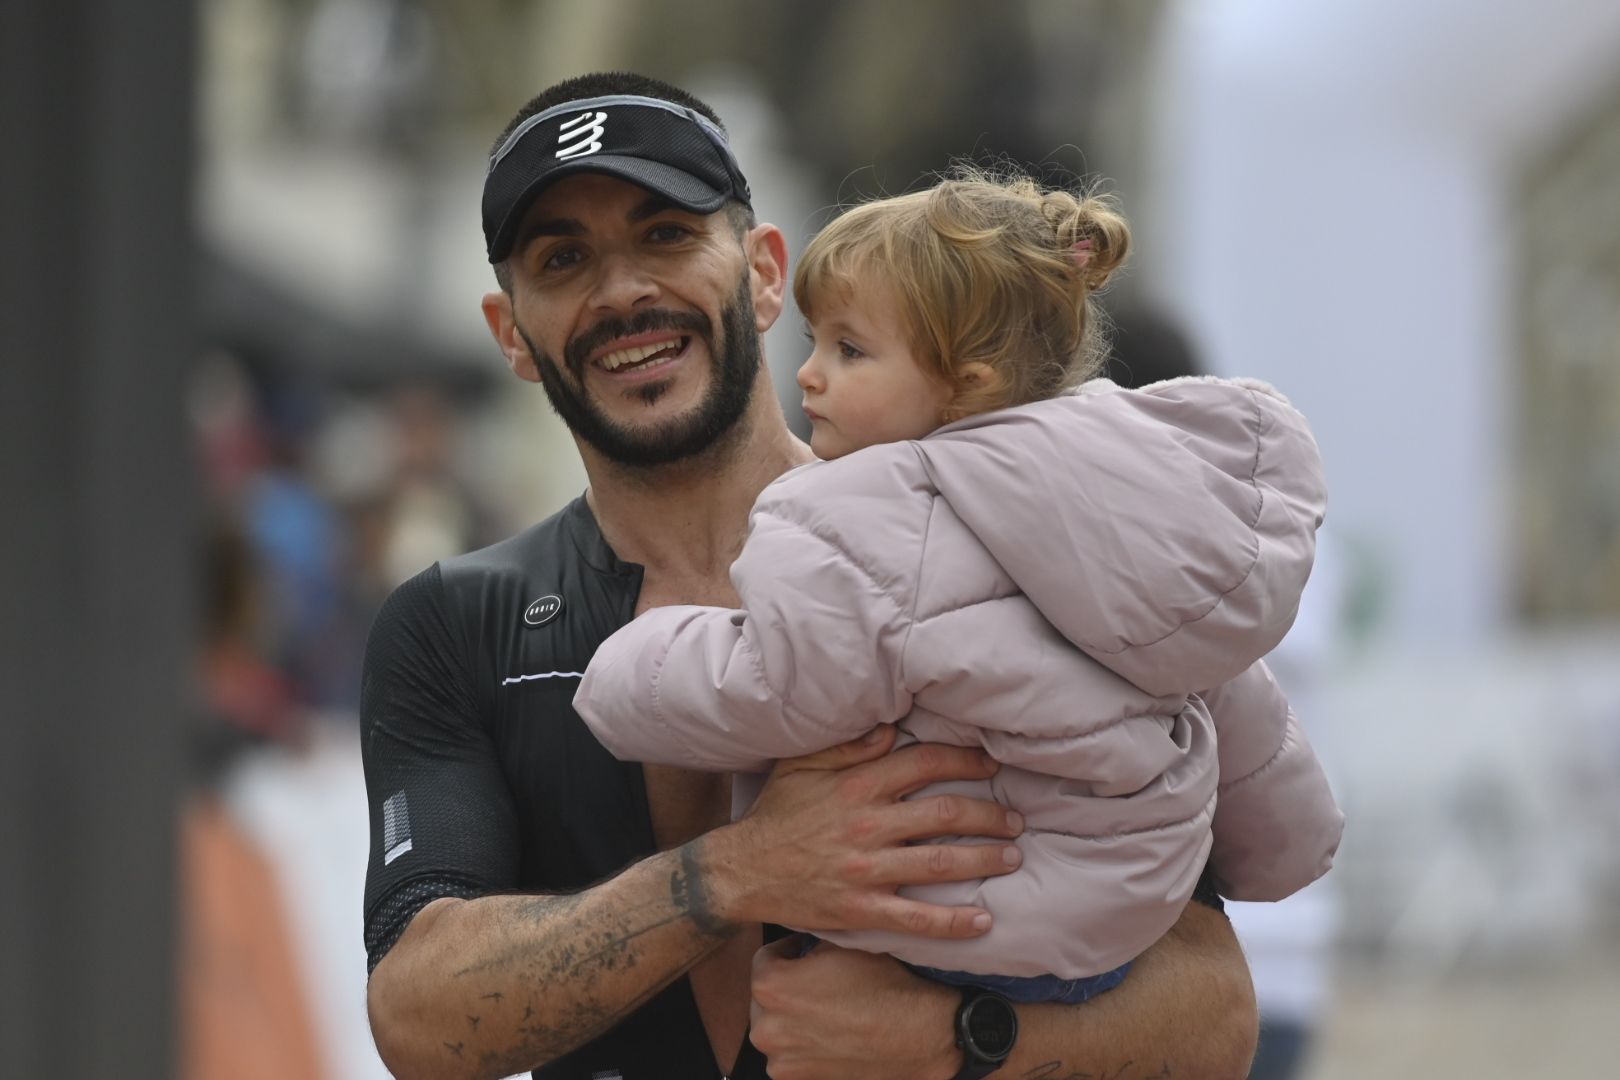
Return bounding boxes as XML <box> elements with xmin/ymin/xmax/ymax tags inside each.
<box><xmin>361</xmin><ymin>71</ymin><xmax>1258</xmax><ymax>1080</ymax></box>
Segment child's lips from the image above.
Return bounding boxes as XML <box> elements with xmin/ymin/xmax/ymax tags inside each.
<box><xmin>802</xmin><ymin>404</ymin><xmax>826</xmax><ymax>423</ymax></box>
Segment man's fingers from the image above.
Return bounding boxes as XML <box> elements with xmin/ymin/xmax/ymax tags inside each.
<box><xmin>751</xmin><ymin>935</ymin><xmax>811</xmax><ymax>1024</ymax></box>
<box><xmin>862</xmin><ymin>741</ymin><xmax>998</xmax><ymax>799</ymax></box>
<box><xmin>774</xmin><ymin>724</ymin><xmax>897</xmax><ymax>777</ymax></box>
<box><xmin>866</xmin><ymin>838</ymin><xmax>1023</xmax><ymax>887</ymax></box>
<box><xmin>861</xmin><ymin>894</ymin><xmax>995</xmax><ymax>939</ymax></box>
<box><xmin>879</xmin><ymin>794</ymin><xmax>1024</xmax><ymax>843</ymax></box>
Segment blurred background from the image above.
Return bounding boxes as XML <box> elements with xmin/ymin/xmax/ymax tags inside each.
<box><xmin>4</xmin><ymin>0</ymin><xmax>1620</xmax><ymax>1077</ymax></box>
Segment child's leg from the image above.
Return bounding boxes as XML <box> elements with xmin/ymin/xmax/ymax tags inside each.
<box><xmin>909</xmin><ymin>961</ymin><xmax>1133</xmax><ymax>1005</ymax></box>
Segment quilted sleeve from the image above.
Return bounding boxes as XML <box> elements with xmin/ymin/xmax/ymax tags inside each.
<box><xmin>575</xmin><ymin>508</ymin><xmax>913</xmax><ymax>773</ymax></box>
<box><xmin>1201</xmin><ymin>660</ymin><xmax>1343</xmax><ymax>900</ymax></box>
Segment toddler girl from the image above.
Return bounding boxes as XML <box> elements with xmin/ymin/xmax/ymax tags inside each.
<box><xmin>575</xmin><ymin>169</ymin><xmax>1342</xmax><ymax>1005</ymax></box>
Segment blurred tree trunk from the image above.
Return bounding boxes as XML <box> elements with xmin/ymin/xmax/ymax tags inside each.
<box><xmin>0</xmin><ymin>1</ymin><xmax>195</xmax><ymax>1077</ymax></box>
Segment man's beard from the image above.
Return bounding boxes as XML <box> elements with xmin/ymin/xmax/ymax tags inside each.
<box><xmin>518</xmin><ymin>275</ymin><xmax>761</xmax><ymax>468</ymax></box>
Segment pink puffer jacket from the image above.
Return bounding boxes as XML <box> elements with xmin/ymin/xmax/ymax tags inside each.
<box><xmin>577</xmin><ymin>377</ymin><xmax>1342</xmax><ymax>978</ymax></box>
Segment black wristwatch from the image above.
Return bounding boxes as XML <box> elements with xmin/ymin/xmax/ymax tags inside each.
<box><xmin>951</xmin><ymin>987</ymin><xmax>1018</xmax><ymax>1079</ymax></box>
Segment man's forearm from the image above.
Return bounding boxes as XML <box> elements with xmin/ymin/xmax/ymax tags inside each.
<box><xmin>367</xmin><ymin>840</ymin><xmax>737</xmax><ymax>1080</ymax></box>
<box><xmin>1001</xmin><ymin>902</ymin><xmax>1258</xmax><ymax>1079</ymax></box>
<box><xmin>747</xmin><ymin>899</ymin><xmax>1256</xmax><ymax>1080</ymax></box>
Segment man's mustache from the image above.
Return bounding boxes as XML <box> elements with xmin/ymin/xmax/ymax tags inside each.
<box><xmin>565</xmin><ymin>309</ymin><xmax>713</xmax><ymax>378</ymax></box>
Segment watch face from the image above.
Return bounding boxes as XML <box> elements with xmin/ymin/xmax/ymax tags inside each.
<box><xmin>963</xmin><ymin>994</ymin><xmax>1018</xmax><ymax>1059</ymax></box>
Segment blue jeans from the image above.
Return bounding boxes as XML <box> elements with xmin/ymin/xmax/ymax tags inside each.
<box><xmin>797</xmin><ymin>936</ymin><xmax>1131</xmax><ymax>1005</ymax></box>
<box><xmin>910</xmin><ymin>960</ymin><xmax>1132</xmax><ymax>1005</ymax></box>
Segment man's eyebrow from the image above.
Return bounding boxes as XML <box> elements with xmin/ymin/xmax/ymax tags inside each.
<box><xmin>514</xmin><ymin>216</ymin><xmax>585</xmax><ymax>256</ymax></box>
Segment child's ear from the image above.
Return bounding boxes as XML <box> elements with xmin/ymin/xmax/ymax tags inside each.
<box><xmin>958</xmin><ymin>362</ymin><xmax>992</xmax><ymax>385</ymax></box>
<box><xmin>957</xmin><ymin>362</ymin><xmax>1002</xmax><ymax>394</ymax></box>
<box><xmin>941</xmin><ymin>363</ymin><xmax>1001</xmax><ymax>424</ymax></box>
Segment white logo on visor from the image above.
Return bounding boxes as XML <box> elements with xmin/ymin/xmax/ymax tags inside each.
<box><xmin>556</xmin><ymin>110</ymin><xmax>608</xmax><ymax>160</ymax></box>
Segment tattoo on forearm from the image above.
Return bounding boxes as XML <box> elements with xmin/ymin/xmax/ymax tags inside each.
<box><xmin>473</xmin><ymin>977</ymin><xmax>672</xmax><ymax>1077</ymax></box>
<box><xmin>436</xmin><ymin>848</ymin><xmax>740</xmax><ymax>1075</ymax></box>
<box><xmin>673</xmin><ymin>840</ymin><xmax>733</xmax><ymax>937</ymax></box>
<box><xmin>1024</xmin><ymin>1061</ymin><xmax>1171</xmax><ymax>1079</ymax></box>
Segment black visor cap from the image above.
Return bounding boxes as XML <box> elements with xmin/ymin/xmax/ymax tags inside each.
<box><xmin>482</xmin><ymin>95</ymin><xmax>752</xmax><ymax>264</ymax></box>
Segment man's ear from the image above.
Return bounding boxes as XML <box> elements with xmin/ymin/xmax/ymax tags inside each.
<box><xmin>745</xmin><ymin>223</ymin><xmax>789</xmax><ymax>334</ymax></box>
<box><xmin>481</xmin><ymin>291</ymin><xmax>541</xmax><ymax>383</ymax></box>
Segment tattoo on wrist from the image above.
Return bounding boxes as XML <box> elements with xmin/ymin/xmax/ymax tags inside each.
<box><xmin>1023</xmin><ymin>1061</ymin><xmax>1171</xmax><ymax>1079</ymax></box>
<box><xmin>674</xmin><ymin>840</ymin><xmax>734</xmax><ymax>938</ymax></box>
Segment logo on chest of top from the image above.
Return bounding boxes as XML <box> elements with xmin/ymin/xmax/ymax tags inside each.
<box><xmin>523</xmin><ymin>594</ymin><xmax>564</xmax><ymax>627</ymax></box>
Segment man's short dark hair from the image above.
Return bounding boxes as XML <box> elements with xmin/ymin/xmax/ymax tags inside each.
<box><xmin>489</xmin><ymin>72</ymin><xmax>754</xmax><ymax>292</ymax></box>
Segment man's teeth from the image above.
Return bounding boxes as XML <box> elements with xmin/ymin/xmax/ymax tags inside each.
<box><xmin>599</xmin><ymin>338</ymin><xmax>685</xmax><ymax>371</ymax></box>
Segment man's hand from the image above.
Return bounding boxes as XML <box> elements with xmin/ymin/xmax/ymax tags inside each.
<box><xmin>749</xmin><ymin>936</ymin><xmax>960</xmax><ymax>1080</ymax></box>
<box><xmin>703</xmin><ymin>725</ymin><xmax>1025</xmax><ymax>937</ymax></box>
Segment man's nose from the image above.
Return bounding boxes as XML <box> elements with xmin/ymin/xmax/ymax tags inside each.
<box><xmin>587</xmin><ymin>252</ymin><xmax>660</xmax><ymax>313</ymax></box>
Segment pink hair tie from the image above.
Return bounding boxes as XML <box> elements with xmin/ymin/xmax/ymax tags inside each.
<box><xmin>1070</xmin><ymin>238</ymin><xmax>1093</xmax><ymax>267</ymax></box>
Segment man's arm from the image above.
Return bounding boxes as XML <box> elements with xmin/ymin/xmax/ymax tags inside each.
<box><xmin>367</xmin><ymin>729</ymin><xmax>1028</xmax><ymax>1080</ymax></box>
<box><xmin>1005</xmin><ymin>901</ymin><xmax>1256</xmax><ymax>1079</ymax></box>
<box><xmin>749</xmin><ymin>900</ymin><xmax>1258</xmax><ymax>1080</ymax></box>
<box><xmin>368</xmin><ymin>842</ymin><xmax>733</xmax><ymax>1079</ymax></box>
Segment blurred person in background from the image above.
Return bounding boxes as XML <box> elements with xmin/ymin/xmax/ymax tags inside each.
<box><xmin>334</xmin><ymin>382</ymin><xmax>503</xmax><ymax>710</ymax></box>
<box><xmin>375</xmin><ymin>382</ymin><xmax>499</xmax><ymax>590</ymax></box>
<box><xmin>360</xmin><ymin>72</ymin><xmax>1259</xmax><ymax>1080</ymax></box>
<box><xmin>198</xmin><ymin>501</ymin><xmax>303</xmax><ymax>747</ymax></box>
<box><xmin>193</xmin><ymin>351</ymin><xmax>356</xmax><ymax>713</ymax></box>
<box><xmin>1106</xmin><ymin>304</ymin><xmax>1346</xmax><ymax>1080</ymax></box>
<box><xmin>243</xmin><ymin>383</ymin><xmax>350</xmax><ymax>706</ymax></box>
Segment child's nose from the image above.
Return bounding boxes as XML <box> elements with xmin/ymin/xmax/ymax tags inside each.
<box><xmin>796</xmin><ymin>356</ymin><xmax>822</xmax><ymax>392</ymax></box>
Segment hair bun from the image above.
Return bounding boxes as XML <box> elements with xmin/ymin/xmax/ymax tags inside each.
<box><xmin>1043</xmin><ymin>189</ymin><xmax>1131</xmax><ymax>292</ymax></box>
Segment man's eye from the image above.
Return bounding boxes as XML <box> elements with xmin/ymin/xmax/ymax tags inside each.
<box><xmin>647</xmin><ymin>223</ymin><xmax>691</xmax><ymax>243</ymax></box>
<box><xmin>542</xmin><ymin>247</ymin><xmax>583</xmax><ymax>271</ymax></box>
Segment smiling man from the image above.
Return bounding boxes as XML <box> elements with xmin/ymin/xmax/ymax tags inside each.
<box><xmin>359</xmin><ymin>72</ymin><xmax>1258</xmax><ymax>1080</ymax></box>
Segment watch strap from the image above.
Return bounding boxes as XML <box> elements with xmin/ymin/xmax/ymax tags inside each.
<box><xmin>951</xmin><ymin>1056</ymin><xmax>1001</xmax><ymax>1080</ymax></box>
<box><xmin>951</xmin><ymin>987</ymin><xmax>1017</xmax><ymax>1080</ymax></box>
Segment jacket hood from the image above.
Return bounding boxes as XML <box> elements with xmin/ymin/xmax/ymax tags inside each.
<box><xmin>830</xmin><ymin>376</ymin><xmax>1326</xmax><ymax>696</ymax></box>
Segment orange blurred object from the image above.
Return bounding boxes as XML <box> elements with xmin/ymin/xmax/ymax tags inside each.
<box><xmin>180</xmin><ymin>796</ymin><xmax>327</xmax><ymax>1080</ymax></box>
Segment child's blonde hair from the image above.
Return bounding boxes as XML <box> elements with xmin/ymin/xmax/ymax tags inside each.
<box><xmin>794</xmin><ymin>167</ymin><xmax>1131</xmax><ymax>419</ymax></box>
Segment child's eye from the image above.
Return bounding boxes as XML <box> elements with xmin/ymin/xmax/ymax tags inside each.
<box><xmin>838</xmin><ymin>340</ymin><xmax>866</xmax><ymax>360</ymax></box>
